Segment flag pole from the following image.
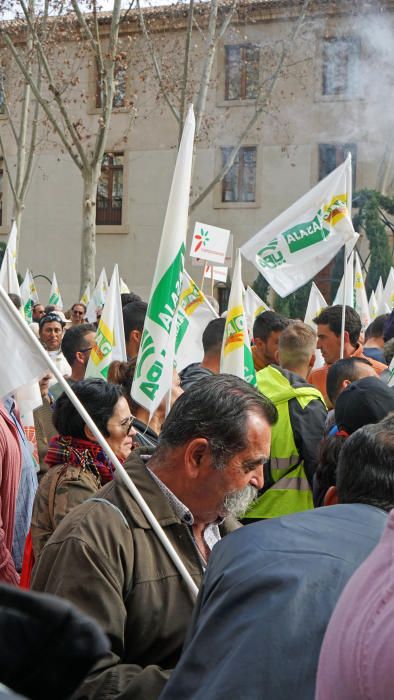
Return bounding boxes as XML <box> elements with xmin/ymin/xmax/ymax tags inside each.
<box><xmin>340</xmin><ymin>153</ymin><xmax>353</xmax><ymax>359</ymax></box>
<box><xmin>201</xmin><ymin>261</ymin><xmax>207</xmax><ymax>291</ymax></box>
<box><xmin>0</xmin><ymin>285</ymin><xmax>199</xmax><ymax>600</ymax></box>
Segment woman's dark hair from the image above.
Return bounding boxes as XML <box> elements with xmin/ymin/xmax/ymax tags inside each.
<box><xmin>53</xmin><ymin>378</ymin><xmax>123</xmax><ymax>439</ymax></box>
<box><xmin>107</xmin><ymin>359</ymin><xmax>139</xmax><ymax>413</ymax></box>
<box><xmin>313</xmin><ymin>434</ymin><xmax>346</xmax><ymax>507</ymax></box>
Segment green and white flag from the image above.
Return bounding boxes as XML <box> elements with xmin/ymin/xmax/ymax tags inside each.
<box><xmin>20</xmin><ymin>269</ymin><xmax>35</xmax><ymax>322</ymax></box>
<box><xmin>241</xmin><ymin>155</ymin><xmax>357</xmax><ymax>297</ymax></box>
<box><xmin>220</xmin><ymin>250</ymin><xmax>256</xmax><ymax>386</ymax></box>
<box><xmin>86</xmin><ymin>265</ymin><xmax>126</xmax><ymax>380</ymax></box>
<box><xmin>243</xmin><ymin>286</ymin><xmax>270</xmax><ymax>337</ymax></box>
<box><xmin>175</xmin><ymin>271</ymin><xmax>218</xmax><ymax>373</ymax></box>
<box><xmin>354</xmin><ymin>252</ymin><xmax>371</xmax><ymax>329</ymax></box>
<box><xmin>369</xmin><ymin>290</ymin><xmax>378</xmax><ymax>321</ymax></box>
<box><xmin>132</xmin><ymin>106</ymin><xmax>195</xmax><ymax>417</ymax></box>
<box><xmin>86</xmin><ymin>268</ymin><xmax>108</xmax><ymax>322</ymax></box>
<box><xmin>48</xmin><ymin>273</ymin><xmax>63</xmax><ymax>309</ymax></box>
<box><xmin>0</xmin><ymin>222</ymin><xmax>19</xmax><ymax>295</ymax></box>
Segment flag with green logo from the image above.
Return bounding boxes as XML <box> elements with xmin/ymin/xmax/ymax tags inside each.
<box><xmin>241</xmin><ymin>155</ymin><xmax>357</xmax><ymax>297</ymax></box>
<box><xmin>220</xmin><ymin>250</ymin><xmax>256</xmax><ymax>386</ymax></box>
<box><xmin>48</xmin><ymin>273</ymin><xmax>63</xmax><ymax>309</ymax></box>
<box><xmin>20</xmin><ymin>269</ymin><xmax>35</xmax><ymax>322</ymax></box>
<box><xmin>131</xmin><ymin>106</ymin><xmax>195</xmax><ymax>417</ymax></box>
<box><xmin>175</xmin><ymin>271</ymin><xmax>218</xmax><ymax>372</ymax></box>
<box><xmin>86</xmin><ymin>265</ymin><xmax>126</xmax><ymax>380</ymax></box>
<box><xmin>354</xmin><ymin>252</ymin><xmax>371</xmax><ymax>329</ymax></box>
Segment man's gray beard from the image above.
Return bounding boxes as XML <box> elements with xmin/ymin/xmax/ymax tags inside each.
<box><xmin>223</xmin><ymin>484</ymin><xmax>258</xmax><ymax>519</ymax></box>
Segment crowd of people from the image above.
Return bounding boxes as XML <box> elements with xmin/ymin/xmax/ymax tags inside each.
<box><xmin>1</xmin><ymin>291</ymin><xmax>394</xmax><ymax>699</ymax></box>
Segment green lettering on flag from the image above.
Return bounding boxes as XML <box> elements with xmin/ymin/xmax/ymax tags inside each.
<box><xmin>282</xmin><ymin>211</ymin><xmax>329</xmax><ymax>254</ymax></box>
<box><xmin>148</xmin><ymin>245</ymin><xmax>185</xmax><ymax>333</ymax></box>
<box><xmin>243</xmin><ymin>344</ymin><xmax>256</xmax><ymax>386</ymax></box>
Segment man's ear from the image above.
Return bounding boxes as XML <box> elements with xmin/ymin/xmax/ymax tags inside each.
<box><xmin>183</xmin><ymin>438</ymin><xmax>210</xmax><ymax>479</ymax></box>
<box><xmin>309</xmin><ymin>352</ymin><xmax>316</xmax><ymax>368</ymax></box>
<box><xmin>343</xmin><ymin>330</ymin><xmax>350</xmax><ymax>346</ymax></box>
<box><xmin>275</xmin><ymin>349</ymin><xmax>280</xmax><ymax>365</ymax></box>
<box><xmin>83</xmin><ymin>424</ymin><xmax>97</xmax><ymax>442</ymax></box>
<box><xmin>323</xmin><ymin>485</ymin><xmax>339</xmax><ymax>507</ymax></box>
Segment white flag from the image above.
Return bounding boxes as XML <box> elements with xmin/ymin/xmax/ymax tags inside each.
<box><xmin>20</xmin><ymin>269</ymin><xmax>34</xmax><ymax>322</ymax></box>
<box><xmin>354</xmin><ymin>252</ymin><xmax>371</xmax><ymax>329</ymax></box>
<box><xmin>375</xmin><ymin>277</ymin><xmax>384</xmax><ymax>309</ymax></box>
<box><xmin>0</xmin><ymin>286</ymin><xmax>49</xmax><ymax>399</ymax></box>
<box><xmin>86</xmin><ymin>268</ymin><xmax>108</xmax><ymax>322</ymax></box>
<box><xmin>333</xmin><ymin>251</ymin><xmax>354</xmax><ymax>307</ymax></box>
<box><xmin>86</xmin><ymin>265</ymin><xmax>126</xmax><ymax>380</ymax></box>
<box><xmin>48</xmin><ymin>273</ymin><xmax>63</xmax><ymax>309</ymax></box>
<box><xmin>120</xmin><ymin>278</ymin><xmax>130</xmax><ymax>294</ymax></box>
<box><xmin>369</xmin><ymin>290</ymin><xmax>378</xmax><ymax>321</ymax></box>
<box><xmin>175</xmin><ymin>271</ymin><xmax>218</xmax><ymax>373</ymax></box>
<box><xmin>382</xmin><ymin>268</ymin><xmax>394</xmax><ymax>311</ymax></box>
<box><xmin>244</xmin><ymin>286</ymin><xmax>270</xmax><ymax>337</ymax></box>
<box><xmin>304</xmin><ymin>282</ymin><xmax>327</xmax><ymax>370</ymax></box>
<box><xmin>220</xmin><ymin>250</ymin><xmax>256</xmax><ymax>385</ymax></box>
<box><xmin>131</xmin><ymin>106</ymin><xmax>195</xmax><ymax>417</ymax></box>
<box><xmin>241</xmin><ymin>155</ymin><xmax>357</xmax><ymax>297</ymax></box>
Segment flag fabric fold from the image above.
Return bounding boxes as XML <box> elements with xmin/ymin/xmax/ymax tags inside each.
<box><xmin>354</xmin><ymin>252</ymin><xmax>371</xmax><ymax>329</ymax></box>
<box><xmin>175</xmin><ymin>271</ymin><xmax>218</xmax><ymax>373</ymax></box>
<box><xmin>241</xmin><ymin>155</ymin><xmax>357</xmax><ymax>297</ymax></box>
<box><xmin>131</xmin><ymin>106</ymin><xmax>195</xmax><ymax>417</ymax></box>
<box><xmin>0</xmin><ymin>223</ymin><xmax>20</xmax><ymax>295</ymax></box>
<box><xmin>86</xmin><ymin>265</ymin><xmax>126</xmax><ymax>380</ymax></box>
<box><xmin>48</xmin><ymin>273</ymin><xmax>63</xmax><ymax>309</ymax></box>
<box><xmin>220</xmin><ymin>250</ymin><xmax>256</xmax><ymax>386</ymax></box>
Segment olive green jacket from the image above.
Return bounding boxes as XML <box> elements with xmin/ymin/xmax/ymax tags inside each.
<box><xmin>31</xmin><ymin>448</ymin><xmax>240</xmax><ymax>700</ymax></box>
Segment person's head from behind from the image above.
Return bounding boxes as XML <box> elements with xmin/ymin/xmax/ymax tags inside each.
<box><xmin>384</xmin><ymin>338</ymin><xmax>394</xmax><ymax>366</ymax></box>
<box><xmin>334</xmin><ymin>415</ymin><xmax>394</xmax><ymax>512</ymax></box>
<box><xmin>154</xmin><ymin>375</ymin><xmax>277</xmax><ymax>521</ymax></box>
<box><xmin>278</xmin><ymin>322</ymin><xmax>316</xmax><ymax>377</ymax></box>
<box><xmin>121</xmin><ymin>292</ymin><xmax>142</xmax><ymax>308</ymax></box>
<box><xmin>61</xmin><ymin>324</ymin><xmax>96</xmax><ymax>375</ymax></box>
<box><xmin>122</xmin><ymin>301</ymin><xmax>148</xmax><ymax>360</ymax></box>
<box><xmin>202</xmin><ymin>318</ymin><xmax>226</xmax><ymax>361</ymax></box>
<box><xmin>364</xmin><ymin>314</ymin><xmax>388</xmax><ymax>347</ymax></box>
<box><xmin>326</xmin><ymin>357</ymin><xmax>376</xmax><ymax>407</ymax></box>
<box><xmin>313</xmin><ymin>434</ymin><xmax>347</xmax><ymax>508</ymax></box>
<box><xmin>54</xmin><ymin>378</ymin><xmax>135</xmax><ymax>460</ymax></box>
<box><xmin>253</xmin><ymin>311</ymin><xmax>290</xmax><ymax>367</ymax></box>
<box><xmin>335</xmin><ymin>376</ymin><xmax>394</xmax><ymax>436</ymax></box>
<box><xmin>70</xmin><ymin>302</ymin><xmax>86</xmax><ymax>325</ymax></box>
<box><xmin>313</xmin><ymin>305</ymin><xmax>361</xmax><ymax>365</ymax></box>
<box><xmin>8</xmin><ymin>293</ymin><xmax>21</xmax><ymax>310</ymax></box>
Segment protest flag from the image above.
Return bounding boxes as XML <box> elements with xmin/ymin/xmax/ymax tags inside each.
<box><xmin>48</xmin><ymin>273</ymin><xmax>63</xmax><ymax>309</ymax></box>
<box><xmin>20</xmin><ymin>270</ymin><xmax>34</xmax><ymax>322</ymax></box>
<box><xmin>375</xmin><ymin>276</ymin><xmax>384</xmax><ymax>311</ymax></box>
<box><xmin>304</xmin><ymin>282</ymin><xmax>327</xmax><ymax>370</ymax></box>
<box><xmin>241</xmin><ymin>155</ymin><xmax>357</xmax><ymax>297</ymax></box>
<box><xmin>369</xmin><ymin>290</ymin><xmax>378</xmax><ymax>321</ymax></box>
<box><xmin>333</xmin><ymin>251</ymin><xmax>354</xmax><ymax>307</ymax></box>
<box><xmin>220</xmin><ymin>250</ymin><xmax>256</xmax><ymax>386</ymax></box>
<box><xmin>354</xmin><ymin>252</ymin><xmax>371</xmax><ymax>329</ymax></box>
<box><xmin>131</xmin><ymin>106</ymin><xmax>195</xmax><ymax>417</ymax></box>
<box><xmin>86</xmin><ymin>265</ymin><xmax>126</xmax><ymax>380</ymax></box>
<box><xmin>382</xmin><ymin>268</ymin><xmax>394</xmax><ymax>311</ymax></box>
<box><xmin>86</xmin><ymin>268</ymin><xmax>108</xmax><ymax>322</ymax></box>
<box><xmin>244</xmin><ymin>286</ymin><xmax>270</xmax><ymax>336</ymax></box>
<box><xmin>0</xmin><ymin>284</ymin><xmax>198</xmax><ymax>599</ymax></box>
<box><xmin>80</xmin><ymin>284</ymin><xmax>91</xmax><ymax>306</ymax></box>
<box><xmin>0</xmin><ymin>222</ymin><xmax>20</xmax><ymax>295</ymax></box>
<box><xmin>120</xmin><ymin>278</ymin><xmax>130</xmax><ymax>294</ymax></box>
<box><xmin>175</xmin><ymin>271</ymin><xmax>218</xmax><ymax>373</ymax></box>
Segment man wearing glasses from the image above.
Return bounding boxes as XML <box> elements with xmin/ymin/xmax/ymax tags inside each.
<box><xmin>70</xmin><ymin>302</ymin><xmax>86</xmax><ymax>326</ymax></box>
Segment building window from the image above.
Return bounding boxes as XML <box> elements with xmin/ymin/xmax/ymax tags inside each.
<box><xmin>96</xmin><ymin>153</ymin><xmax>123</xmax><ymax>226</ymax></box>
<box><xmin>224</xmin><ymin>44</ymin><xmax>259</xmax><ymax>101</ymax></box>
<box><xmin>322</xmin><ymin>37</ymin><xmax>361</xmax><ymax>97</ymax></box>
<box><xmin>319</xmin><ymin>143</ymin><xmax>357</xmax><ymax>191</ymax></box>
<box><xmin>96</xmin><ymin>61</ymin><xmax>126</xmax><ymax>109</ymax></box>
<box><xmin>221</xmin><ymin>146</ymin><xmax>256</xmax><ymax>203</ymax></box>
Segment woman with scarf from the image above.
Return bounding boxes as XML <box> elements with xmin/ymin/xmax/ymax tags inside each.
<box><xmin>30</xmin><ymin>378</ymin><xmax>136</xmax><ymax>563</ymax></box>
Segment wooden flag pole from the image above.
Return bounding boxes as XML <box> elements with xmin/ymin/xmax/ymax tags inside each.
<box><xmin>201</xmin><ymin>261</ymin><xmax>207</xmax><ymax>291</ymax></box>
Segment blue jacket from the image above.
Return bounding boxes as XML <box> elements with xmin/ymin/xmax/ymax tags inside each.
<box><xmin>160</xmin><ymin>504</ymin><xmax>387</xmax><ymax>700</ymax></box>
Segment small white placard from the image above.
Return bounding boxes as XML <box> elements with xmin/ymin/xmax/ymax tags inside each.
<box><xmin>204</xmin><ymin>265</ymin><xmax>228</xmax><ymax>283</ymax></box>
<box><xmin>190</xmin><ymin>222</ymin><xmax>230</xmax><ymax>264</ymax></box>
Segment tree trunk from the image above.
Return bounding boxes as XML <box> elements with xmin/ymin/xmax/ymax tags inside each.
<box><xmin>80</xmin><ymin>166</ymin><xmax>100</xmax><ymax>296</ymax></box>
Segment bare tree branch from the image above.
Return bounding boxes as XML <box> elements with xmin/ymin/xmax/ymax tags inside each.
<box><xmin>136</xmin><ymin>0</ymin><xmax>180</xmax><ymax>123</ymax></box>
<box><xmin>0</xmin><ymin>130</ymin><xmax>18</xmax><ymax>205</ymax></box>
<box><xmin>194</xmin><ymin>0</ymin><xmax>218</xmax><ymax>136</ymax></box>
<box><xmin>190</xmin><ymin>0</ymin><xmax>312</xmax><ymax>211</ymax></box>
<box><xmin>178</xmin><ymin>0</ymin><xmax>194</xmax><ymax>143</ymax></box>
